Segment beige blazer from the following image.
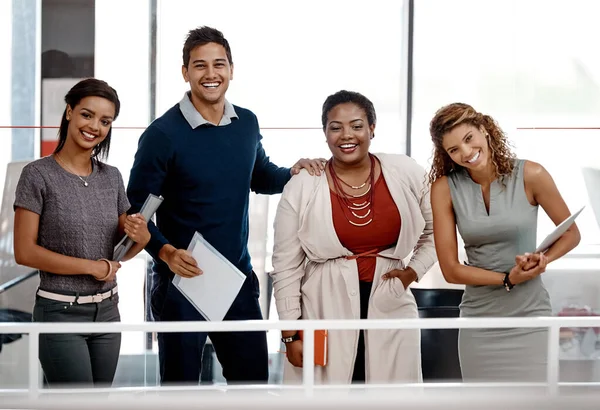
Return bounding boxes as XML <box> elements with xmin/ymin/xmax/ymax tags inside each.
<box><xmin>270</xmin><ymin>153</ymin><xmax>437</xmax><ymax>384</ymax></box>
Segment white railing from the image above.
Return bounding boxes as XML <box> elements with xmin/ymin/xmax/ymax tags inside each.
<box><xmin>1</xmin><ymin>316</ymin><xmax>600</xmax><ymax>397</ymax></box>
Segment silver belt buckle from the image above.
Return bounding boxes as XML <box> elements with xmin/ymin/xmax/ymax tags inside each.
<box><xmin>91</xmin><ymin>294</ymin><xmax>104</xmax><ymax>303</ymax></box>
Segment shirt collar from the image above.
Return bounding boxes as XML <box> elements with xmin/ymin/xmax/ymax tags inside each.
<box><xmin>178</xmin><ymin>91</ymin><xmax>238</xmax><ymax>128</ymax></box>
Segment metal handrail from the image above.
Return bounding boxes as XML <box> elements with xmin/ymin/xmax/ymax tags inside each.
<box><xmin>0</xmin><ymin>270</ymin><xmax>38</xmax><ymax>295</ymax></box>
<box><xmin>1</xmin><ymin>316</ymin><xmax>600</xmax><ymax>398</ymax></box>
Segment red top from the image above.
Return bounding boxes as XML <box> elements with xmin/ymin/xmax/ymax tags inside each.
<box><xmin>331</xmin><ymin>174</ymin><xmax>402</xmax><ymax>282</ymax></box>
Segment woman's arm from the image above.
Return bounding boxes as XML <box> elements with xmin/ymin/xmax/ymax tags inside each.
<box><xmin>269</xmin><ymin>191</ymin><xmax>307</xmax><ymax>324</ymax></box>
<box><xmin>14</xmin><ymin>208</ymin><xmax>114</xmax><ymax>279</ymax></box>
<box><xmin>406</xmin><ymin>173</ymin><xmax>437</xmax><ymax>282</ymax></box>
<box><xmin>525</xmin><ymin>161</ymin><xmax>581</xmax><ymax>263</ymax></box>
<box><xmin>431</xmin><ymin>177</ymin><xmax>509</xmax><ymax>285</ymax></box>
<box><xmin>269</xmin><ymin>186</ymin><xmax>308</xmax><ymax>367</ymax></box>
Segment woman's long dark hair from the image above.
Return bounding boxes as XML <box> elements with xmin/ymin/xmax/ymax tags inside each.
<box><xmin>53</xmin><ymin>78</ymin><xmax>120</xmax><ymax>160</ymax></box>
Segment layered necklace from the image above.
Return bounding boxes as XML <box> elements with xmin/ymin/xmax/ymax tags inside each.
<box><xmin>329</xmin><ymin>154</ymin><xmax>376</xmax><ymax>227</ymax></box>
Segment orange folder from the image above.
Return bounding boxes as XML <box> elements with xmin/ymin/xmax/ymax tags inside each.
<box><xmin>299</xmin><ymin>329</ymin><xmax>328</xmax><ymax>366</ymax></box>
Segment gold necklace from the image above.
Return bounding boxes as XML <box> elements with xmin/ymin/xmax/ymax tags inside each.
<box><xmin>55</xmin><ymin>154</ymin><xmax>92</xmax><ymax>187</ymax></box>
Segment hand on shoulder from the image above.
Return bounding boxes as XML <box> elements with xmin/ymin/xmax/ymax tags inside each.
<box><xmin>290</xmin><ymin>158</ymin><xmax>327</xmax><ymax>177</ymax></box>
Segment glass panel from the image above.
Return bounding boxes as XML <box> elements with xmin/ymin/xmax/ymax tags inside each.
<box><xmin>156</xmin><ymin>0</ymin><xmax>408</xmax><ymax>153</ymax></box>
<box><xmin>95</xmin><ymin>0</ymin><xmax>151</xmax><ymax>128</ymax></box>
<box><xmin>0</xmin><ymin>131</ymin><xmax>32</xmax><ymax>391</ymax></box>
<box><xmin>0</xmin><ymin>1</ymin><xmax>13</xmax><ymax>198</ymax></box>
<box><xmin>411</xmin><ymin>0</ymin><xmax>600</xmax><ymax>251</ymax></box>
<box><xmin>412</xmin><ymin>0</ymin><xmax>600</xmax><ymax>382</ymax></box>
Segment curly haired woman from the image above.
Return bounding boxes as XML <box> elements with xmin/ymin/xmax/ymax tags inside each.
<box><xmin>428</xmin><ymin>103</ymin><xmax>580</xmax><ymax>382</ymax></box>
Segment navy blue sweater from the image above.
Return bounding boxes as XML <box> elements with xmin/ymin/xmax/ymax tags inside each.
<box><xmin>127</xmin><ymin>104</ymin><xmax>291</xmax><ymax>281</ymax></box>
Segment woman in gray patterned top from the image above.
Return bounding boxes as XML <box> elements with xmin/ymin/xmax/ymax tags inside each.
<box><xmin>428</xmin><ymin>103</ymin><xmax>580</xmax><ymax>382</ymax></box>
<box><xmin>13</xmin><ymin>78</ymin><xmax>151</xmax><ymax>387</ymax></box>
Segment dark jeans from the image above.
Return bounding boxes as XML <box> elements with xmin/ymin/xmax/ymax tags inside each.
<box><xmin>33</xmin><ymin>293</ymin><xmax>121</xmax><ymax>387</ymax></box>
<box><xmin>151</xmin><ymin>271</ymin><xmax>268</xmax><ymax>385</ymax></box>
<box><xmin>352</xmin><ymin>280</ymin><xmax>373</xmax><ymax>383</ymax></box>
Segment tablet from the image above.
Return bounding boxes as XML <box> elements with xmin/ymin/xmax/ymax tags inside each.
<box><xmin>535</xmin><ymin>206</ymin><xmax>585</xmax><ymax>253</ymax></box>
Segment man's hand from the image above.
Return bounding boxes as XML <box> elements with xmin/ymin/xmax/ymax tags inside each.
<box><xmin>290</xmin><ymin>158</ymin><xmax>327</xmax><ymax>176</ymax></box>
<box><xmin>381</xmin><ymin>267</ymin><xmax>418</xmax><ymax>290</ymax></box>
<box><xmin>159</xmin><ymin>244</ymin><xmax>202</xmax><ymax>278</ymax></box>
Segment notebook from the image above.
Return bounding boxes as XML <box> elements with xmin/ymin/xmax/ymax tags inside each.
<box><xmin>299</xmin><ymin>329</ymin><xmax>328</xmax><ymax>367</ymax></box>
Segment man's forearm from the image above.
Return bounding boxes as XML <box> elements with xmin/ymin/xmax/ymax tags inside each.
<box><xmin>251</xmin><ymin>166</ymin><xmax>292</xmax><ymax>194</ymax></box>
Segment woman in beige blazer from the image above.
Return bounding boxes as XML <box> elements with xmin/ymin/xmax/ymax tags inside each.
<box><xmin>270</xmin><ymin>90</ymin><xmax>437</xmax><ymax>385</ymax></box>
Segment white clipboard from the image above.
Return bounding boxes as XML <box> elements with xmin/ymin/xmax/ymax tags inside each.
<box><xmin>535</xmin><ymin>206</ymin><xmax>585</xmax><ymax>253</ymax></box>
<box><xmin>172</xmin><ymin>232</ymin><xmax>246</xmax><ymax>321</ymax></box>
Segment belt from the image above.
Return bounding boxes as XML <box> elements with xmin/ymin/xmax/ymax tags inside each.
<box><xmin>344</xmin><ymin>248</ymin><xmax>401</xmax><ymax>261</ymax></box>
<box><xmin>37</xmin><ymin>286</ymin><xmax>118</xmax><ymax>304</ymax></box>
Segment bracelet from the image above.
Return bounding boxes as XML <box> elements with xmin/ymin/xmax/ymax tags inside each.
<box><xmin>281</xmin><ymin>332</ymin><xmax>301</xmax><ymax>344</ymax></box>
<box><xmin>98</xmin><ymin>258</ymin><xmax>113</xmax><ymax>281</ymax></box>
<box><xmin>503</xmin><ymin>272</ymin><xmax>514</xmax><ymax>292</ymax></box>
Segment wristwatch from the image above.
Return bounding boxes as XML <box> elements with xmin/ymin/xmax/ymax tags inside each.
<box><xmin>281</xmin><ymin>332</ymin><xmax>301</xmax><ymax>344</ymax></box>
<box><xmin>503</xmin><ymin>272</ymin><xmax>514</xmax><ymax>292</ymax></box>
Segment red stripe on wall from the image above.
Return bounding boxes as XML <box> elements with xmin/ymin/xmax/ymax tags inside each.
<box><xmin>41</xmin><ymin>140</ymin><xmax>59</xmax><ymax>157</ymax></box>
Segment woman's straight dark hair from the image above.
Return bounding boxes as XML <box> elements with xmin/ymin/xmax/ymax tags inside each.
<box><xmin>53</xmin><ymin>78</ymin><xmax>120</xmax><ymax>160</ymax></box>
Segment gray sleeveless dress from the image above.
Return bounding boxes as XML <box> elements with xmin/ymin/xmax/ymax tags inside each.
<box><xmin>447</xmin><ymin>159</ymin><xmax>552</xmax><ymax>382</ymax></box>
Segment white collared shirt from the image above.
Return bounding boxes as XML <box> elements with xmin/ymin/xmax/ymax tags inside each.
<box><xmin>178</xmin><ymin>91</ymin><xmax>238</xmax><ymax>128</ymax></box>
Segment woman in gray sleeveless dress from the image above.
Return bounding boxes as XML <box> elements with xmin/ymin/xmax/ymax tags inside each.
<box><xmin>428</xmin><ymin>103</ymin><xmax>581</xmax><ymax>382</ymax></box>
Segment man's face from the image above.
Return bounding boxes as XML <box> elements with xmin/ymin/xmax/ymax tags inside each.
<box><xmin>182</xmin><ymin>42</ymin><xmax>233</xmax><ymax>107</ymax></box>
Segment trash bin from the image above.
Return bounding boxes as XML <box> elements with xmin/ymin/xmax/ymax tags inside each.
<box><xmin>412</xmin><ymin>288</ymin><xmax>463</xmax><ymax>381</ymax></box>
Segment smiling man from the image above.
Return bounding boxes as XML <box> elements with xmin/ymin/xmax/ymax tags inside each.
<box><xmin>126</xmin><ymin>26</ymin><xmax>324</xmax><ymax>385</ymax></box>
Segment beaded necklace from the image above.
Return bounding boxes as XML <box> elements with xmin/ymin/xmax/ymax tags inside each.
<box><xmin>329</xmin><ymin>154</ymin><xmax>376</xmax><ymax>227</ymax></box>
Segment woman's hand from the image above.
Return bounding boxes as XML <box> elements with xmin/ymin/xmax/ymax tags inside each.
<box><xmin>509</xmin><ymin>253</ymin><xmax>548</xmax><ymax>285</ymax></box>
<box><xmin>515</xmin><ymin>253</ymin><xmax>541</xmax><ymax>270</ymax></box>
<box><xmin>92</xmin><ymin>259</ymin><xmax>121</xmax><ymax>282</ymax></box>
<box><xmin>124</xmin><ymin>214</ymin><xmax>151</xmax><ymax>245</ymax></box>
<box><xmin>285</xmin><ymin>340</ymin><xmax>303</xmax><ymax>368</ymax></box>
<box><xmin>382</xmin><ymin>267</ymin><xmax>418</xmax><ymax>290</ymax></box>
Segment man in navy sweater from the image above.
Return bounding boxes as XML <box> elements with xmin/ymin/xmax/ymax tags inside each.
<box><xmin>127</xmin><ymin>26</ymin><xmax>324</xmax><ymax>385</ymax></box>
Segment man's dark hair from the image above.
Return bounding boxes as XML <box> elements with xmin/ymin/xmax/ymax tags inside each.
<box><xmin>182</xmin><ymin>26</ymin><xmax>233</xmax><ymax>67</ymax></box>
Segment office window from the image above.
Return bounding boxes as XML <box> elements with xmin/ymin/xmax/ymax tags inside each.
<box><xmin>411</xmin><ymin>0</ymin><xmax>600</xmax><ymax>251</ymax></box>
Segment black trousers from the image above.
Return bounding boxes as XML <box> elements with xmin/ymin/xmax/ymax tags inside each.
<box><xmin>33</xmin><ymin>293</ymin><xmax>121</xmax><ymax>387</ymax></box>
<box><xmin>352</xmin><ymin>280</ymin><xmax>373</xmax><ymax>383</ymax></box>
<box><xmin>152</xmin><ymin>271</ymin><xmax>269</xmax><ymax>385</ymax></box>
